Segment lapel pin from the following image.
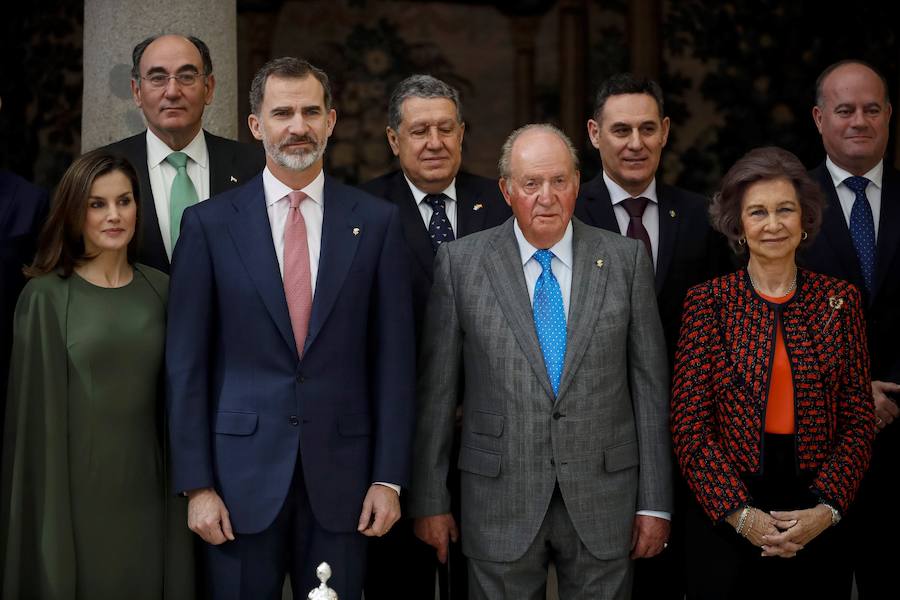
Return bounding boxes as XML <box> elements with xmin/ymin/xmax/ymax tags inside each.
<box><xmin>473</xmin><ymin>203</ymin><xmax>483</xmax><ymax>211</ymax></box>
<box><xmin>230</xmin><ymin>176</ymin><xmax>238</xmax><ymax>183</ymax></box>
<box><xmin>824</xmin><ymin>296</ymin><xmax>844</xmax><ymax>329</ymax></box>
<box><xmin>352</xmin><ymin>227</ymin><xmax>360</xmax><ymax>236</ymax></box>
<box><xmin>595</xmin><ymin>258</ymin><xmax>604</xmax><ymax>268</ymax></box>
<box><xmin>669</xmin><ymin>210</ymin><xmax>676</xmax><ymax>218</ymax></box>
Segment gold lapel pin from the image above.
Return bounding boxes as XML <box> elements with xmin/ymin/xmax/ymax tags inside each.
<box><xmin>352</xmin><ymin>227</ymin><xmax>360</xmax><ymax>236</ymax></box>
<box><xmin>595</xmin><ymin>258</ymin><xmax>604</xmax><ymax>268</ymax></box>
<box><xmin>473</xmin><ymin>203</ymin><xmax>483</xmax><ymax>211</ymax></box>
<box><xmin>230</xmin><ymin>176</ymin><xmax>238</xmax><ymax>183</ymax></box>
<box><xmin>824</xmin><ymin>296</ymin><xmax>844</xmax><ymax>329</ymax></box>
<box><xmin>669</xmin><ymin>210</ymin><xmax>676</xmax><ymax>218</ymax></box>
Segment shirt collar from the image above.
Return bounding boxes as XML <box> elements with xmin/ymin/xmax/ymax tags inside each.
<box><xmin>262</xmin><ymin>166</ymin><xmax>325</xmax><ymax>208</ymax></box>
<box><xmin>602</xmin><ymin>170</ymin><xmax>658</xmax><ymax>205</ymax></box>
<box><xmin>403</xmin><ymin>173</ymin><xmax>458</xmax><ymax>206</ymax></box>
<box><xmin>146</xmin><ymin>128</ymin><xmax>208</xmax><ymax>169</ymax></box>
<box><xmin>513</xmin><ymin>219</ymin><xmax>574</xmax><ymax>270</ymax></box>
<box><xmin>825</xmin><ymin>156</ymin><xmax>883</xmax><ymax>190</ymax></box>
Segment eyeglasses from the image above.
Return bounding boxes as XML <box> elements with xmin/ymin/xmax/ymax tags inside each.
<box><xmin>141</xmin><ymin>72</ymin><xmax>206</xmax><ymax>88</ymax></box>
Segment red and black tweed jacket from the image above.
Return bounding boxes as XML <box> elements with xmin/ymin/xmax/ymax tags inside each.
<box><xmin>671</xmin><ymin>268</ymin><xmax>875</xmax><ymax>522</ymax></box>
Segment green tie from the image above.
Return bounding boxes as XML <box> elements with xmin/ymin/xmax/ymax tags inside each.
<box><xmin>165</xmin><ymin>151</ymin><xmax>199</xmax><ymax>248</ymax></box>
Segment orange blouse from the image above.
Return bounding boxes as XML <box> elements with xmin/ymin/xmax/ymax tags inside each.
<box><xmin>759</xmin><ymin>289</ymin><xmax>796</xmax><ymax>434</ymax></box>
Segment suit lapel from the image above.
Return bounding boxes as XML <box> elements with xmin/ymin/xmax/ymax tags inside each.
<box><xmin>304</xmin><ymin>176</ymin><xmax>361</xmax><ymax>354</ymax></box>
<box><xmin>484</xmin><ymin>221</ymin><xmax>556</xmax><ymax>401</ymax></box>
<box><xmin>654</xmin><ymin>186</ymin><xmax>677</xmax><ymax>295</ymax></box>
<box><xmin>206</xmin><ymin>131</ymin><xmax>232</xmax><ymax>196</ymax></box>
<box><xmin>814</xmin><ymin>166</ymin><xmax>864</xmax><ymax>284</ymax></box>
<box><xmin>875</xmin><ymin>166</ymin><xmax>900</xmax><ymax>298</ymax></box>
<box><xmin>226</xmin><ymin>177</ymin><xmax>297</xmax><ymax>355</ymax></box>
<box><xmin>555</xmin><ymin>221</ymin><xmax>609</xmax><ymax>404</ymax></box>
<box><xmin>390</xmin><ymin>173</ymin><xmax>435</xmax><ymax>278</ymax></box>
<box><xmin>581</xmin><ymin>176</ymin><xmax>620</xmax><ymax>233</ymax></box>
<box><xmin>130</xmin><ymin>132</ymin><xmax>168</xmax><ymax>270</ymax></box>
<box><xmin>455</xmin><ymin>173</ymin><xmax>488</xmax><ymax>237</ymax></box>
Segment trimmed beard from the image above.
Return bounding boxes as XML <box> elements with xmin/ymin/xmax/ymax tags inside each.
<box><xmin>263</xmin><ymin>134</ymin><xmax>328</xmax><ymax>171</ymax></box>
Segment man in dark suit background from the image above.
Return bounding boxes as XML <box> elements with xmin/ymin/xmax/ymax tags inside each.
<box><xmin>100</xmin><ymin>34</ymin><xmax>263</xmax><ymax>273</ymax></box>
<box><xmin>361</xmin><ymin>73</ymin><xmax>509</xmax><ymax>600</ymax></box>
<box><xmin>573</xmin><ymin>73</ymin><xmax>731</xmax><ymax>600</ymax></box>
<box><xmin>801</xmin><ymin>59</ymin><xmax>900</xmax><ymax>600</ymax></box>
<box><xmin>166</xmin><ymin>57</ymin><xmax>415</xmax><ymax>599</ymax></box>
<box><xmin>0</xmin><ymin>157</ymin><xmax>48</xmax><ymax>438</ymax></box>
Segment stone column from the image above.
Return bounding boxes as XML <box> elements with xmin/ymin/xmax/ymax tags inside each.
<box><xmin>510</xmin><ymin>15</ymin><xmax>541</xmax><ymax>127</ymax></box>
<box><xmin>81</xmin><ymin>0</ymin><xmax>238</xmax><ymax>151</ymax></box>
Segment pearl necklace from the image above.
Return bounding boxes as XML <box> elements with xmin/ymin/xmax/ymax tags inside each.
<box><xmin>748</xmin><ymin>269</ymin><xmax>797</xmax><ymax>297</ymax></box>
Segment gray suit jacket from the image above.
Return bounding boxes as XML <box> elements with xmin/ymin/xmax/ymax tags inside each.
<box><xmin>409</xmin><ymin>217</ymin><xmax>672</xmax><ymax>562</ymax></box>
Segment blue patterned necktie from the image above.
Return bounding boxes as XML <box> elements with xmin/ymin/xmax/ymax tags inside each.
<box><xmin>424</xmin><ymin>193</ymin><xmax>455</xmax><ymax>253</ymax></box>
<box><xmin>844</xmin><ymin>176</ymin><xmax>877</xmax><ymax>293</ymax></box>
<box><xmin>532</xmin><ymin>249</ymin><xmax>567</xmax><ymax>396</ymax></box>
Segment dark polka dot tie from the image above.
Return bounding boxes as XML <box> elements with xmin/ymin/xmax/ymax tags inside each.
<box><xmin>532</xmin><ymin>249</ymin><xmax>566</xmax><ymax>396</ymax></box>
<box><xmin>844</xmin><ymin>176</ymin><xmax>876</xmax><ymax>294</ymax></box>
<box><xmin>424</xmin><ymin>193</ymin><xmax>455</xmax><ymax>254</ymax></box>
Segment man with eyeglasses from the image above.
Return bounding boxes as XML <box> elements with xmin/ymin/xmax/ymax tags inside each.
<box><xmin>100</xmin><ymin>34</ymin><xmax>264</xmax><ymax>273</ymax></box>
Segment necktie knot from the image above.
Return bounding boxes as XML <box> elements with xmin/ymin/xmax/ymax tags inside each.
<box><xmin>288</xmin><ymin>190</ymin><xmax>307</xmax><ymax>210</ymax></box>
<box><xmin>165</xmin><ymin>151</ymin><xmax>189</xmax><ymax>170</ymax></box>
<box><xmin>622</xmin><ymin>196</ymin><xmax>650</xmax><ymax>218</ymax></box>
<box><xmin>533</xmin><ymin>249</ymin><xmax>555</xmax><ymax>272</ymax></box>
<box><xmin>844</xmin><ymin>176</ymin><xmax>870</xmax><ymax>195</ymax></box>
<box><xmin>424</xmin><ymin>193</ymin><xmax>447</xmax><ymax>210</ymax></box>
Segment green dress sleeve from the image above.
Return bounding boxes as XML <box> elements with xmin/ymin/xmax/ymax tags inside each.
<box><xmin>1</xmin><ymin>274</ymin><xmax>77</xmax><ymax>599</ymax></box>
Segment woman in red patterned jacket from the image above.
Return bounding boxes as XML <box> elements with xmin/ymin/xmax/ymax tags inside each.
<box><xmin>672</xmin><ymin>146</ymin><xmax>874</xmax><ymax>600</ymax></box>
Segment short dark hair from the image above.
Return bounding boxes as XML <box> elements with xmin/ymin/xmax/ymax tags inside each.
<box><xmin>710</xmin><ymin>146</ymin><xmax>823</xmax><ymax>255</ymax></box>
<box><xmin>130</xmin><ymin>35</ymin><xmax>213</xmax><ymax>81</ymax></box>
<box><xmin>27</xmin><ymin>151</ymin><xmax>142</xmax><ymax>278</ymax></box>
<box><xmin>249</xmin><ymin>57</ymin><xmax>332</xmax><ymax>116</ymax></box>
<box><xmin>388</xmin><ymin>74</ymin><xmax>462</xmax><ymax>131</ymax></box>
<box><xmin>592</xmin><ymin>73</ymin><xmax>665</xmax><ymax>122</ymax></box>
<box><xmin>815</xmin><ymin>59</ymin><xmax>890</xmax><ymax>107</ymax></box>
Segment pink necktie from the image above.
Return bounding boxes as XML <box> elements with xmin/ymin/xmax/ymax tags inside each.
<box><xmin>283</xmin><ymin>191</ymin><xmax>312</xmax><ymax>357</ymax></box>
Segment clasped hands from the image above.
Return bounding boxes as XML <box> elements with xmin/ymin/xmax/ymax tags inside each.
<box><xmin>726</xmin><ymin>504</ymin><xmax>833</xmax><ymax>558</ymax></box>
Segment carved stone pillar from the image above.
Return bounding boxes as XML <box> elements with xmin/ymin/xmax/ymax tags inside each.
<box><xmin>628</xmin><ymin>0</ymin><xmax>661</xmax><ymax>79</ymax></box>
<box><xmin>510</xmin><ymin>15</ymin><xmax>540</xmax><ymax>127</ymax></box>
<box><xmin>558</xmin><ymin>0</ymin><xmax>588</xmax><ymax>144</ymax></box>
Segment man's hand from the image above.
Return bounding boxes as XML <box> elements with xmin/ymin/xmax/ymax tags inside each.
<box><xmin>414</xmin><ymin>513</ymin><xmax>459</xmax><ymax>564</ymax></box>
<box><xmin>872</xmin><ymin>380</ymin><xmax>900</xmax><ymax>431</ymax></box>
<box><xmin>357</xmin><ymin>484</ymin><xmax>401</xmax><ymax>537</ymax></box>
<box><xmin>762</xmin><ymin>505</ymin><xmax>832</xmax><ymax>558</ymax></box>
<box><xmin>630</xmin><ymin>515</ymin><xmax>670</xmax><ymax>559</ymax></box>
<box><xmin>187</xmin><ymin>487</ymin><xmax>235</xmax><ymax>545</ymax></box>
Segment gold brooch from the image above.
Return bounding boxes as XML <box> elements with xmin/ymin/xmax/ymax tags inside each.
<box><xmin>824</xmin><ymin>296</ymin><xmax>844</xmax><ymax>329</ymax></box>
<box><xmin>352</xmin><ymin>227</ymin><xmax>360</xmax><ymax>236</ymax></box>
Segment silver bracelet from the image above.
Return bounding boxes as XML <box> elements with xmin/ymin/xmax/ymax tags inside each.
<box><xmin>735</xmin><ymin>506</ymin><xmax>752</xmax><ymax>536</ymax></box>
<box><xmin>822</xmin><ymin>502</ymin><xmax>841</xmax><ymax>526</ymax></box>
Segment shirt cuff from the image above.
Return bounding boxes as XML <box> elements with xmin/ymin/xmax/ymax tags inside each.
<box><xmin>373</xmin><ymin>482</ymin><xmax>401</xmax><ymax>495</ymax></box>
<box><xmin>636</xmin><ymin>510</ymin><xmax>671</xmax><ymax>520</ymax></box>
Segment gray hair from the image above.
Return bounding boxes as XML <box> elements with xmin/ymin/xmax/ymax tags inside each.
<box><xmin>498</xmin><ymin>124</ymin><xmax>579</xmax><ymax>180</ymax></box>
<box><xmin>388</xmin><ymin>74</ymin><xmax>462</xmax><ymax>131</ymax></box>
<box><xmin>249</xmin><ymin>57</ymin><xmax>332</xmax><ymax>116</ymax></box>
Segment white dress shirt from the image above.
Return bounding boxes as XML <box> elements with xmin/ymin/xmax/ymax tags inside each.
<box><xmin>512</xmin><ymin>217</ymin><xmax>669</xmax><ymax>520</ymax></box>
<box><xmin>404</xmin><ymin>174</ymin><xmax>459</xmax><ymax>232</ymax></box>
<box><xmin>262</xmin><ymin>166</ymin><xmax>399</xmax><ymax>495</ymax></box>
<box><xmin>146</xmin><ymin>128</ymin><xmax>211</xmax><ymax>259</ymax></box>
<box><xmin>604</xmin><ymin>171</ymin><xmax>660</xmax><ymax>270</ymax></box>
<box><xmin>825</xmin><ymin>157</ymin><xmax>883</xmax><ymax>240</ymax></box>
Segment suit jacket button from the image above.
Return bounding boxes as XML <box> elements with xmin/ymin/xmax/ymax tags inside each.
<box><xmin>288</xmin><ymin>416</ymin><xmax>299</xmax><ymax>426</ymax></box>
<box><xmin>297</xmin><ymin>375</ymin><xmax>305</xmax><ymax>383</ymax></box>
<box><xmin>552</xmin><ymin>411</ymin><xmax>563</xmax><ymax>420</ymax></box>
<box><xmin>550</xmin><ymin>458</ymin><xmax>556</xmax><ymax>466</ymax></box>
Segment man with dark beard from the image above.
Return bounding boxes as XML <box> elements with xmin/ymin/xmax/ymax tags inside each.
<box><xmin>166</xmin><ymin>57</ymin><xmax>416</xmax><ymax>599</ymax></box>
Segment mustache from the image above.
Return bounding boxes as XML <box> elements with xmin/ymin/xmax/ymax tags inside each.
<box><xmin>280</xmin><ymin>134</ymin><xmax>317</xmax><ymax>148</ymax></box>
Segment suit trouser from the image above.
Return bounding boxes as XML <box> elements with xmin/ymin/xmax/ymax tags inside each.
<box><xmin>467</xmin><ymin>485</ymin><xmax>632</xmax><ymax>600</ymax></box>
<box><xmin>850</xmin><ymin>425</ymin><xmax>900</xmax><ymax>600</ymax></box>
<box><xmin>203</xmin><ymin>459</ymin><xmax>368</xmax><ymax>600</ymax></box>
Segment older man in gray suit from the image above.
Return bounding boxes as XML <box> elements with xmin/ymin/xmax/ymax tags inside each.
<box><xmin>409</xmin><ymin>123</ymin><xmax>672</xmax><ymax>599</ymax></box>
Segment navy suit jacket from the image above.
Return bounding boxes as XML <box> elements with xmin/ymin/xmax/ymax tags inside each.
<box><xmin>100</xmin><ymin>130</ymin><xmax>265</xmax><ymax>273</ymax></box>
<box><xmin>574</xmin><ymin>175</ymin><xmax>732</xmax><ymax>366</ymax></box>
<box><xmin>166</xmin><ymin>172</ymin><xmax>416</xmax><ymax>534</ymax></box>
<box><xmin>361</xmin><ymin>170</ymin><xmax>510</xmax><ymax>338</ymax></box>
<box><xmin>0</xmin><ymin>171</ymin><xmax>48</xmax><ymax>412</ymax></box>
<box><xmin>800</xmin><ymin>163</ymin><xmax>900</xmax><ymax>384</ymax></box>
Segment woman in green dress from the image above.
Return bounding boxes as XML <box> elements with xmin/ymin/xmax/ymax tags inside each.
<box><xmin>0</xmin><ymin>150</ymin><xmax>194</xmax><ymax>599</ymax></box>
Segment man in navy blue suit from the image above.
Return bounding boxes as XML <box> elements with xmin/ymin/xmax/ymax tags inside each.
<box><xmin>166</xmin><ymin>57</ymin><xmax>416</xmax><ymax>599</ymax></box>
